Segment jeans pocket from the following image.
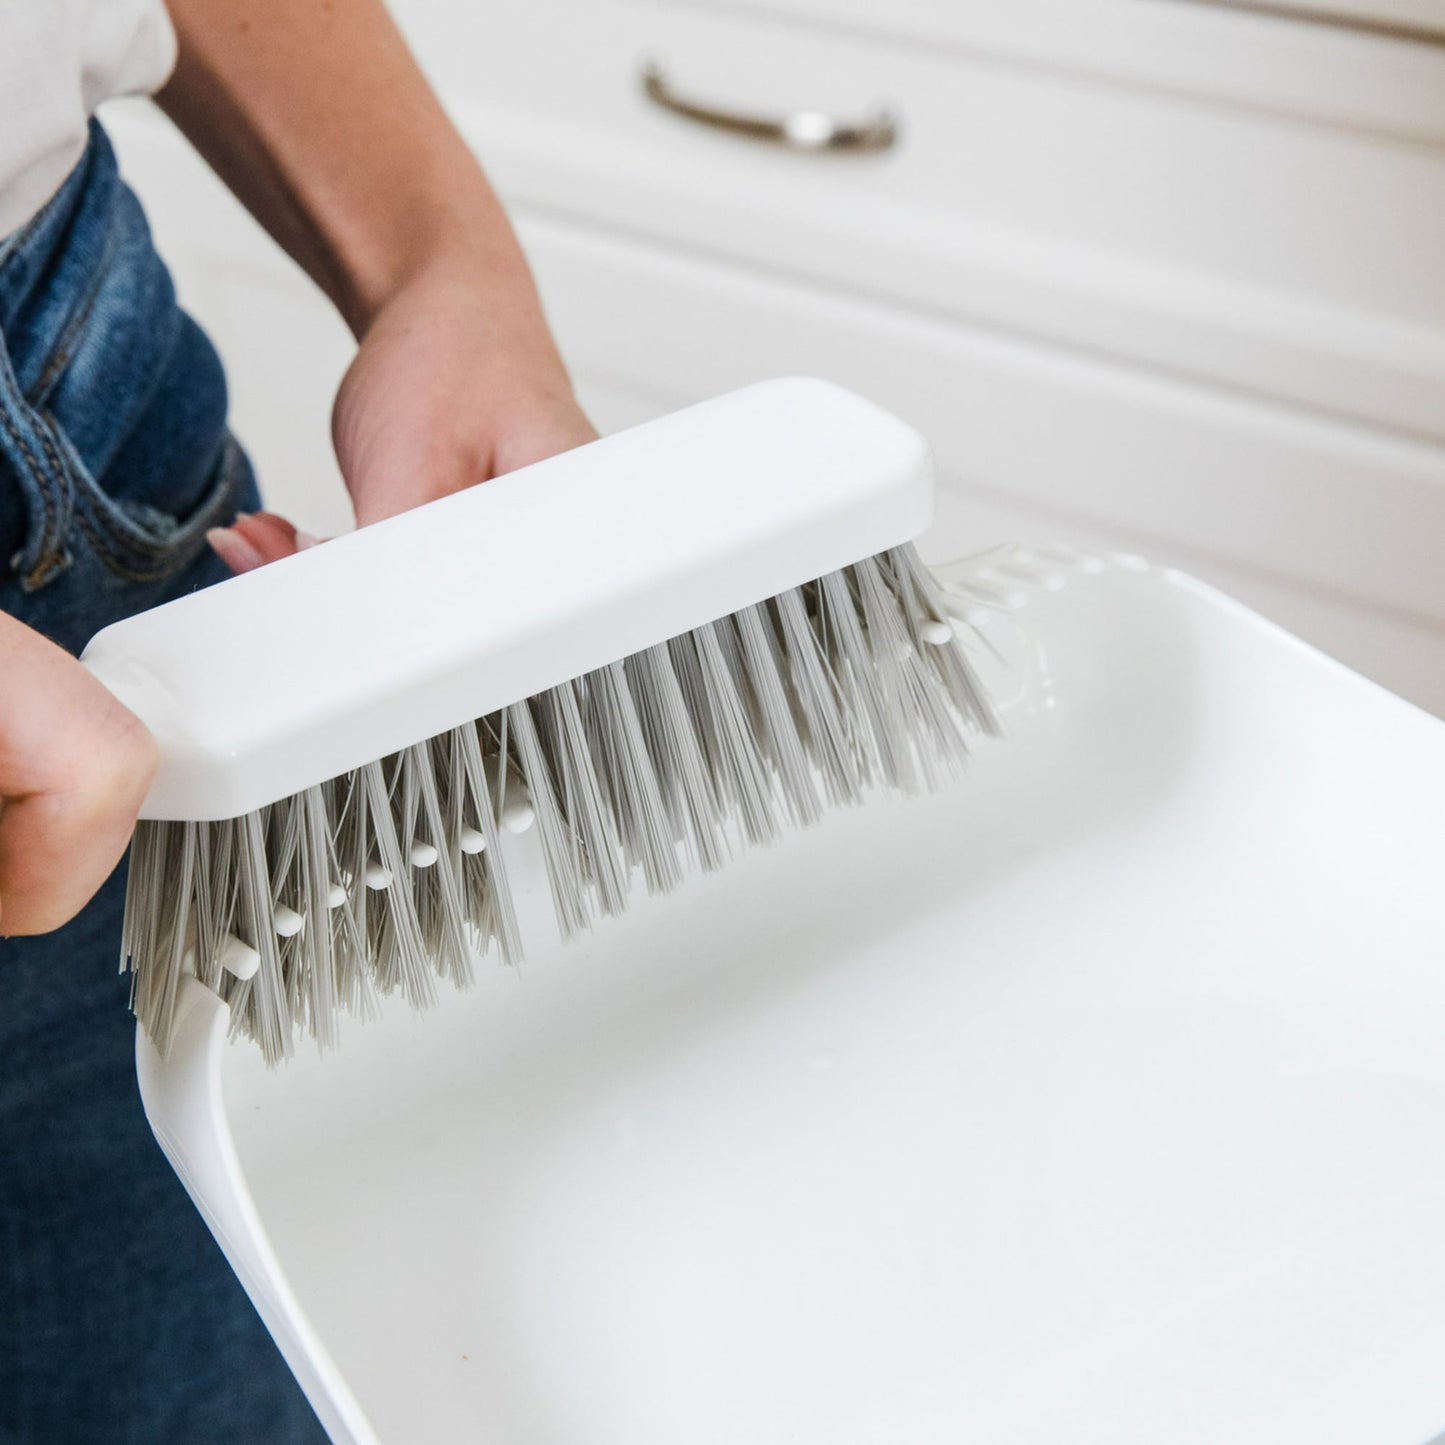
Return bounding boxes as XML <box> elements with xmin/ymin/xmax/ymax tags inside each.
<box><xmin>4</xmin><ymin>386</ymin><xmax>252</xmax><ymax>592</ymax></box>
<box><xmin>0</xmin><ymin>118</ymin><xmax>253</xmax><ymax>593</ymax></box>
<box><xmin>56</xmin><ymin>412</ymin><xmax>254</xmax><ymax>584</ymax></box>
<box><xmin>0</xmin><ymin>395</ymin><xmax>257</xmax><ymax>655</ymax></box>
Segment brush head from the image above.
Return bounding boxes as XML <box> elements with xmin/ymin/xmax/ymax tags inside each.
<box><xmin>81</xmin><ymin>378</ymin><xmax>932</xmax><ymax>821</ymax></box>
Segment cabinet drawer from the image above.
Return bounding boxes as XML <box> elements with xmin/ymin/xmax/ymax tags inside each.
<box><xmin>391</xmin><ymin>0</ymin><xmax>1445</xmax><ymax>445</ymax></box>
<box><xmin>690</xmin><ymin>0</ymin><xmax>1445</xmax><ymax>106</ymax></box>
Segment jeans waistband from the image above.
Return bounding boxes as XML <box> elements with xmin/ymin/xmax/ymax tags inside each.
<box><xmin>0</xmin><ymin>125</ymin><xmax>113</xmax><ymax>571</ymax></box>
<box><xmin>0</xmin><ymin>119</ymin><xmax>244</xmax><ymax>605</ymax></box>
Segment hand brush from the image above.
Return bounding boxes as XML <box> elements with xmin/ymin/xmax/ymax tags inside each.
<box><xmin>81</xmin><ymin>378</ymin><xmax>1000</xmax><ymax>1064</ymax></box>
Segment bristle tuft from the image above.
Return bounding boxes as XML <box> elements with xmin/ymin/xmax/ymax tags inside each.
<box><xmin>123</xmin><ymin>544</ymin><xmax>998</xmax><ymax>1064</ymax></box>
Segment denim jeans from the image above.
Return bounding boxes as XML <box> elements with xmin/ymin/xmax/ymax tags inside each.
<box><xmin>0</xmin><ymin>124</ymin><xmax>327</xmax><ymax>1443</ymax></box>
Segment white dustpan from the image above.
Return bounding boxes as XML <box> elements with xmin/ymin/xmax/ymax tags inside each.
<box><xmin>137</xmin><ymin>546</ymin><xmax>1445</xmax><ymax>1445</ymax></box>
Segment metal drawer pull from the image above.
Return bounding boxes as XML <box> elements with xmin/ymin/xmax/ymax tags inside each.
<box><xmin>640</xmin><ymin>60</ymin><xmax>898</xmax><ymax>153</ymax></box>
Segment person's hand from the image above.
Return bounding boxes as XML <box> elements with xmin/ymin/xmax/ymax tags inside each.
<box><xmin>205</xmin><ymin>263</ymin><xmax>597</xmax><ymax>572</ymax></box>
<box><xmin>0</xmin><ymin>613</ymin><xmax>157</xmax><ymax>935</ymax></box>
<box><xmin>160</xmin><ymin>0</ymin><xmax>598</xmax><ymax>572</ymax></box>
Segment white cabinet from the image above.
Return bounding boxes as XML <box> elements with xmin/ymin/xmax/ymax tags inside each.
<box><xmin>105</xmin><ymin>0</ymin><xmax>1445</xmax><ymax>713</ymax></box>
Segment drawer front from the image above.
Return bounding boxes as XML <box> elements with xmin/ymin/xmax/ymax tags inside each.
<box><xmin>390</xmin><ymin>0</ymin><xmax>1445</xmax><ymax>446</ymax></box>
<box><xmin>682</xmin><ymin>0</ymin><xmax>1445</xmax><ymax>130</ymax></box>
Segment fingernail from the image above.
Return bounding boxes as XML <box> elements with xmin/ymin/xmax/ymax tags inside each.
<box><xmin>295</xmin><ymin>530</ymin><xmax>322</xmax><ymax>551</ymax></box>
<box><xmin>206</xmin><ymin>526</ymin><xmax>265</xmax><ymax>574</ymax></box>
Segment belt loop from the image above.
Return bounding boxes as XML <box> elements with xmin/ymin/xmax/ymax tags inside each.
<box><xmin>0</xmin><ymin>335</ymin><xmax>74</xmax><ymax>592</ymax></box>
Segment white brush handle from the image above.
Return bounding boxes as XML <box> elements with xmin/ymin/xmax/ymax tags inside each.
<box><xmin>81</xmin><ymin>377</ymin><xmax>933</xmax><ymax>820</ymax></box>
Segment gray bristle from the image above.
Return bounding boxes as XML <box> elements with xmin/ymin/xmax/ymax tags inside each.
<box><xmin>122</xmin><ymin>545</ymin><xmax>997</xmax><ymax>1065</ymax></box>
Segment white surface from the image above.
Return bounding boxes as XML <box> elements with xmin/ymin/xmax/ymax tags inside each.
<box><xmin>80</xmin><ymin>379</ymin><xmax>930</xmax><ymax>819</ymax></box>
<box><xmin>139</xmin><ymin>551</ymin><xmax>1445</xmax><ymax>1444</ymax></box>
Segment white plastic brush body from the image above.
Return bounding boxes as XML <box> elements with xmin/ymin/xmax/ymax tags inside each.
<box><xmin>82</xmin><ymin>378</ymin><xmax>1000</xmax><ymax>1060</ymax></box>
<box><xmin>85</xmin><ymin>378</ymin><xmax>933</xmax><ymax>820</ymax></box>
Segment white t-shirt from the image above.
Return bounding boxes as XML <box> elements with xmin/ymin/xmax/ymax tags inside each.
<box><xmin>0</xmin><ymin>0</ymin><xmax>176</xmax><ymax>239</ymax></box>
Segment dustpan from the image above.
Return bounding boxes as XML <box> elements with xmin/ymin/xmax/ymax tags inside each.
<box><xmin>137</xmin><ymin>545</ymin><xmax>1445</xmax><ymax>1445</ymax></box>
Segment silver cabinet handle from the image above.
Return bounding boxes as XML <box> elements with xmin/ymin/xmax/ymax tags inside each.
<box><xmin>640</xmin><ymin>60</ymin><xmax>898</xmax><ymax>153</ymax></box>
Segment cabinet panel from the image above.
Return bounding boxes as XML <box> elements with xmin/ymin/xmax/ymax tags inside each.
<box><xmin>385</xmin><ymin>0</ymin><xmax>1445</xmax><ymax>447</ymax></box>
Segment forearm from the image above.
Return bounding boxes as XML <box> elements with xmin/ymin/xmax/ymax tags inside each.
<box><xmin>157</xmin><ymin>0</ymin><xmax>541</xmax><ymax>337</ymax></box>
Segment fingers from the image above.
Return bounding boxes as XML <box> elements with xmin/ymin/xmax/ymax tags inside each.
<box><xmin>206</xmin><ymin>512</ymin><xmax>322</xmax><ymax>574</ymax></box>
<box><xmin>0</xmin><ymin>614</ymin><xmax>158</xmax><ymax>936</ymax></box>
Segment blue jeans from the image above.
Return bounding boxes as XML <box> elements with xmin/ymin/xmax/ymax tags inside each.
<box><xmin>0</xmin><ymin>125</ymin><xmax>327</xmax><ymax>1442</ymax></box>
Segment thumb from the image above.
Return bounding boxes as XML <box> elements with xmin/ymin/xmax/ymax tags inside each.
<box><xmin>206</xmin><ymin>512</ymin><xmax>324</xmax><ymax>575</ymax></box>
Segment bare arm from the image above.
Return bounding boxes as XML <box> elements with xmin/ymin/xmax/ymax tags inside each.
<box><xmin>158</xmin><ymin>0</ymin><xmax>533</xmax><ymax>337</ymax></box>
<box><xmin>158</xmin><ymin>0</ymin><xmax>595</xmax><ymax>554</ymax></box>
